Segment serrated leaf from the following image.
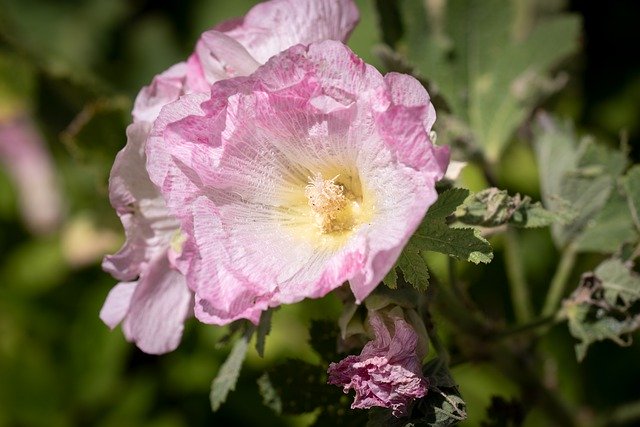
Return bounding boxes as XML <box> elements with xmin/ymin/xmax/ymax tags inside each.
<box><xmin>399</xmin><ymin>0</ymin><xmax>580</xmax><ymax>161</ymax></box>
<box><xmin>562</xmin><ymin>258</ymin><xmax>640</xmax><ymax>361</ymax></box>
<box><xmin>210</xmin><ymin>330</ymin><xmax>251</xmax><ymax>411</ymax></box>
<box><xmin>534</xmin><ymin>114</ymin><xmax>628</xmax><ymax>249</ymax></box>
<box><xmin>257</xmin><ymin>373</ymin><xmax>282</xmax><ymax>414</ymax></box>
<box><xmin>255</xmin><ymin>309</ymin><xmax>273</xmax><ymax>358</ymax></box>
<box><xmin>383</xmin><ymin>265</ymin><xmax>399</xmax><ymax>289</ymax></box>
<box><xmin>410</xmin><ymin>188</ymin><xmax>493</xmax><ymax>264</ymax></box>
<box><xmin>456</xmin><ymin>187</ymin><xmax>570</xmax><ymax>228</ymax></box>
<box><xmin>398</xmin><ymin>247</ymin><xmax>430</xmax><ymax>291</ymax></box>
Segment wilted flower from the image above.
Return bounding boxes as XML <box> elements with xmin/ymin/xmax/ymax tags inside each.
<box><xmin>327</xmin><ymin>313</ymin><xmax>428</xmax><ymax>417</ymax></box>
<box><xmin>146</xmin><ymin>40</ymin><xmax>449</xmax><ymax>325</ymax></box>
<box><xmin>101</xmin><ymin>0</ymin><xmax>360</xmax><ymax>354</ymax></box>
<box><xmin>0</xmin><ymin>113</ymin><xmax>62</xmax><ymax>235</ymax></box>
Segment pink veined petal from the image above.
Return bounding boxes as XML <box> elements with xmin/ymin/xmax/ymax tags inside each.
<box><xmin>103</xmin><ymin>122</ymin><xmax>179</xmax><ymax>281</ymax></box>
<box><xmin>133</xmin><ymin>62</ymin><xmax>189</xmax><ymax>124</ymax></box>
<box><xmin>123</xmin><ymin>254</ymin><xmax>192</xmax><ymax>354</ymax></box>
<box><xmin>221</xmin><ymin>0</ymin><xmax>359</xmax><ymax>64</ymax></box>
<box><xmin>99</xmin><ymin>281</ymin><xmax>137</xmax><ymax>329</ymax></box>
<box><xmin>147</xmin><ymin>40</ymin><xmax>449</xmax><ymax>324</ymax></box>
<box><xmin>194</xmin><ymin>31</ymin><xmax>261</xmax><ymax>83</ymax></box>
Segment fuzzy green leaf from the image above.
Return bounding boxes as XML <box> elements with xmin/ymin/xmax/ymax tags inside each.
<box><xmin>562</xmin><ymin>258</ymin><xmax>640</xmax><ymax>361</ymax></box>
<box><xmin>411</xmin><ymin>188</ymin><xmax>493</xmax><ymax>264</ymax></box>
<box><xmin>399</xmin><ymin>0</ymin><xmax>580</xmax><ymax>161</ymax></box>
<box><xmin>574</xmin><ymin>190</ymin><xmax>638</xmax><ymax>253</ymax></box>
<box><xmin>456</xmin><ymin>187</ymin><xmax>570</xmax><ymax>228</ymax></box>
<box><xmin>623</xmin><ymin>165</ymin><xmax>640</xmax><ymax>232</ymax></box>
<box><xmin>210</xmin><ymin>331</ymin><xmax>251</xmax><ymax>411</ymax></box>
<box><xmin>535</xmin><ymin>114</ymin><xmax>629</xmax><ymax>250</ymax></box>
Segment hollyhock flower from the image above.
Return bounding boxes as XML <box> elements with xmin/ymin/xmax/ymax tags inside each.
<box><xmin>0</xmin><ymin>113</ymin><xmax>62</xmax><ymax>234</ymax></box>
<box><xmin>146</xmin><ymin>40</ymin><xmax>449</xmax><ymax>326</ymax></box>
<box><xmin>101</xmin><ymin>0</ymin><xmax>360</xmax><ymax>354</ymax></box>
<box><xmin>327</xmin><ymin>314</ymin><xmax>428</xmax><ymax>417</ymax></box>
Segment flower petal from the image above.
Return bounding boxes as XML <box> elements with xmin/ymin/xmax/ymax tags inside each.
<box><xmin>123</xmin><ymin>254</ymin><xmax>192</xmax><ymax>354</ymax></box>
<box><xmin>222</xmin><ymin>0</ymin><xmax>359</xmax><ymax>64</ymax></box>
<box><xmin>99</xmin><ymin>281</ymin><xmax>136</xmax><ymax>329</ymax></box>
<box><xmin>103</xmin><ymin>122</ymin><xmax>179</xmax><ymax>281</ymax></box>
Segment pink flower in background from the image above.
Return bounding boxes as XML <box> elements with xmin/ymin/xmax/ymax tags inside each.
<box><xmin>101</xmin><ymin>0</ymin><xmax>360</xmax><ymax>354</ymax></box>
<box><xmin>0</xmin><ymin>114</ymin><xmax>62</xmax><ymax>235</ymax></box>
<box><xmin>327</xmin><ymin>314</ymin><xmax>428</xmax><ymax>417</ymax></box>
<box><xmin>146</xmin><ymin>40</ymin><xmax>449</xmax><ymax>326</ymax></box>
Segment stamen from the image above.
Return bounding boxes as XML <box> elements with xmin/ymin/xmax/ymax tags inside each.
<box><xmin>305</xmin><ymin>172</ymin><xmax>353</xmax><ymax>233</ymax></box>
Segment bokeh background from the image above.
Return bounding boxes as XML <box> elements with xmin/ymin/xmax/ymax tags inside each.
<box><xmin>0</xmin><ymin>0</ymin><xmax>639</xmax><ymax>426</ymax></box>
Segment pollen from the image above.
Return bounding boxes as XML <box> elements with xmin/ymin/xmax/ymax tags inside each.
<box><xmin>304</xmin><ymin>172</ymin><xmax>355</xmax><ymax>233</ymax></box>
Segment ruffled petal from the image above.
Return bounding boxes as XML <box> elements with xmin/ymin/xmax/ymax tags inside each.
<box><xmin>220</xmin><ymin>0</ymin><xmax>359</xmax><ymax>64</ymax></box>
<box><xmin>123</xmin><ymin>254</ymin><xmax>192</xmax><ymax>354</ymax></box>
<box><xmin>102</xmin><ymin>122</ymin><xmax>179</xmax><ymax>281</ymax></box>
<box><xmin>148</xmin><ymin>41</ymin><xmax>448</xmax><ymax>324</ymax></box>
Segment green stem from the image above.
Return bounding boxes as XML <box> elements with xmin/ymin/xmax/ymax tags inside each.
<box><xmin>504</xmin><ymin>229</ymin><xmax>534</xmax><ymax>323</ymax></box>
<box><xmin>596</xmin><ymin>399</ymin><xmax>640</xmax><ymax>426</ymax></box>
<box><xmin>495</xmin><ymin>315</ymin><xmax>558</xmax><ymax>339</ymax></box>
<box><xmin>542</xmin><ymin>245</ymin><xmax>578</xmax><ymax>317</ymax></box>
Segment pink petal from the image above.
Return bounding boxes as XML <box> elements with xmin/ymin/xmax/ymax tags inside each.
<box><xmin>0</xmin><ymin>114</ymin><xmax>62</xmax><ymax>234</ymax></box>
<box><xmin>221</xmin><ymin>0</ymin><xmax>359</xmax><ymax>64</ymax></box>
<box><xmin>124</xmin><ymin>254</ymin><xmax>192</xmax><ymax>354</ymax></box>
<box><xmin>99</xmin><ymin>281</ymin><xmax>137</xmax><ymax>329</ymax></box>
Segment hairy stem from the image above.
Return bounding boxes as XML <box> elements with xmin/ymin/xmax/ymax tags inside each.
<box><xmin>504</xmin><ymin>229</ymin><xmax>534</xmax><ymax>323</ymax></box>
<box><xmin>542</xmin><ymin>245</ymin><xmax>578</xmax><ymax>317</ymax></box>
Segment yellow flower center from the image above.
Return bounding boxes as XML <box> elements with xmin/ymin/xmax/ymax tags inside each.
<box><xmin>304</xmin><ymin>173</ymin><xmax>357</xmax><ymax>233</ymax></box>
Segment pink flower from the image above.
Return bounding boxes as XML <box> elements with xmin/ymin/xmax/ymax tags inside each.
<box><xmin>146</xmin><ymin>40</ymin><xmax>449</xmax><ymax>326</ymax></box>
<box><xmin>327</xmin><ymin>314</ymin><xmax>428</xmax><ymax>417</ymax></box>
<box><xmin>0</xmin><ymin>113</ymin><xmax>62</xmax><ymax>235</ymax></box>
<box><xmin>101</xmin><ymin>0</ymin><xmax>360</xmax><ymax>354</ymax></box>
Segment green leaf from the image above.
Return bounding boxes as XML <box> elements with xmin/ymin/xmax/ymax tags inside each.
<box><xmin>595</xmin><ymin>259</ymin><xmax>640</xmax><ymax>309</ymax></box>
<box><xmin>255</xmin><ymin>309</ymin><xmax>273</xmax><ymax>358</ymax></box>
<box><xmin>403</xmin><ymin>358</ymin><xmax>467</xmax><ymax>427</ymax></box>
<box><xmin>534</xmin><ymin>114</ymin><xmax>628</xmax><ymax>249</ymax></box>
<box><xmin>480</xmin><ymin>396</ymin><xmax>525</xmax><ymax>427</ymax></box>
<box><xmin>308</xmin><ymin>320</ymin><xmax>340</xmax><ymax>363</ymax></box>
<box><xmin>383</xmin><ymin>265</ymin><xmax>399</xmax><ymax>289</ymax></box>
<box><xmin>455</xmin><ymin>187</ymin><xmax>570</xmax><ymax>228</ymax></box>
<box><xmin>399</xmin><ymin>0</ymin><xmax>580</xmax><ymax>160</ymax></box>
<box><xmin>397</xmin><ymin>247</ymin><xmax>430</xmax><ymax>291</ymax></box>
<box><xmin>257</xmin><ymin>373</ymin><xmax>282</xmax><ymax>415</ymax></box>
<box><xmin>623</xmin><ymin>165</ymin><xmax>640</xmax><ymax>232</ymax></box>
<box><xmin>210</xmin><ymin>329</ymin><xmax>251</xmax><ymax>411</ymax></box>
<box><xmin>574</xmin><ymin>189</ymin><xmax>637</xmax><ymax>253</ymax></box>
<box><xmin>562</xmin><ymin>258</ymin><xmax>640</xmax><ymax>361</ymax></box>
<box><xmin>410</xmin><ymin>188</ymin><xmax>493</xmax><ymax>264</ymax></box>
<box><xmin>258</xmin><ymin>359</ymin><xmax>341</xmax><ymax>415</ymax></box>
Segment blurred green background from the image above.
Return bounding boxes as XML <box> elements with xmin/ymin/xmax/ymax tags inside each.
<box><xmin>0</xmin><ymin>0</ymin><xmax>639</xmax><ymax>426</ymax></box>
